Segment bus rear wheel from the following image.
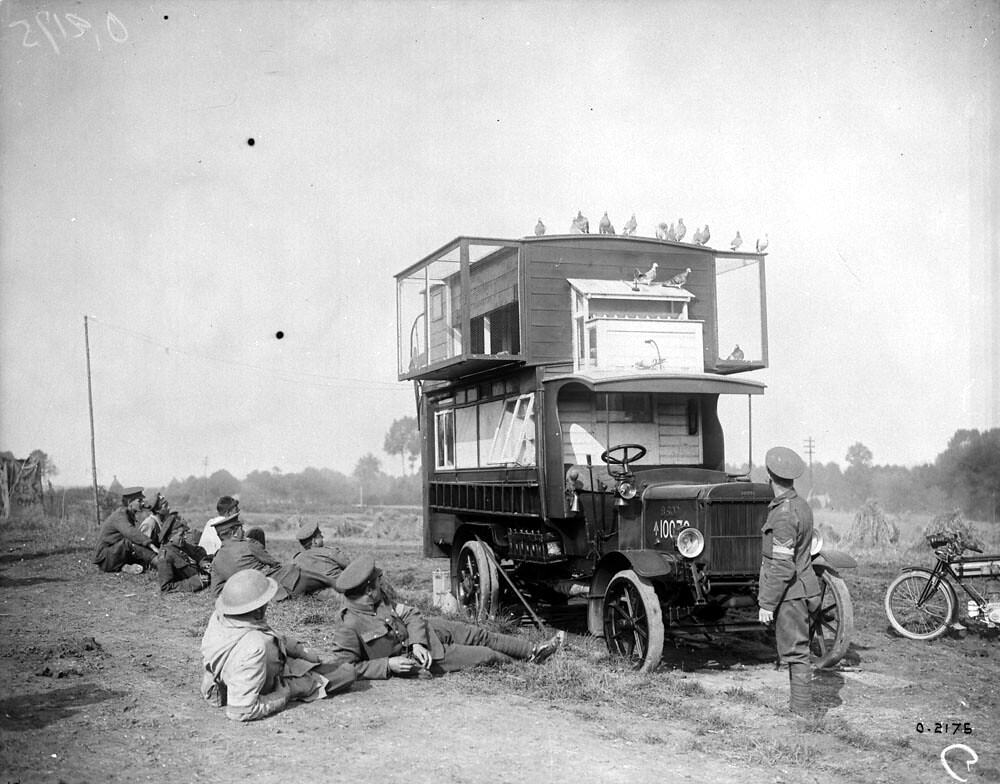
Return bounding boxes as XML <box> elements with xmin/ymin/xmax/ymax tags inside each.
<box><xmin>452</xmin><ymin>539</ymin><xmax>500</xmax><ymax>622</ymax></box>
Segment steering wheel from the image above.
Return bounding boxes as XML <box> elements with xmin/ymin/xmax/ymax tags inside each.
<box><xmin>600</xmin><ymin>443</ymin><xmax>647</xmax><ymax>478</ymax></box>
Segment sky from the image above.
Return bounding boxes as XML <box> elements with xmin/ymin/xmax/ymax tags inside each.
<box><xmin>1</xmin><ymin>0</ymin><xmax>997</xmax><ymax>488</ymax></box>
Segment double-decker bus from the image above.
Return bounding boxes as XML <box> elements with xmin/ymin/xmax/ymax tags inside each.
<box><xmin>395</xmin><ymin>231</ymin><xmax>854</xmax><ymax>671</ymax></box>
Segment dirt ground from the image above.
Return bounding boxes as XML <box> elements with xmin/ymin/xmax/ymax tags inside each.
<box><xmin>1</xmin><ymin>516</ymin><xmax>998</xmax><ymax>784</ymax></box>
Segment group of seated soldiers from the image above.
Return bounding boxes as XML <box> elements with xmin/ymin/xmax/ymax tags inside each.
<box><xmin>91</xmin><ymin>486</ymin><xmax>348</xmax><ymax>596</ymax></box>
<box><xmin>91</xmin><ymin>485</ymin><xmax>565</xmax><ymax>722</ymax></box>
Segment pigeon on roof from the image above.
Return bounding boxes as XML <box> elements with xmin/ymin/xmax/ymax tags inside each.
<box><xmin>666</xmin><ymin>267</ymin><xmax>691</xmax><ymax>287</ymax></box>
<box><xmin>692</xmin><ymin>226</ymin><xmax>704</xmax><ymax>245</ymax></box>
<box><xmin>655</xmin><ymin>222</ymin><xmax>669</xmax><ymax>240</ymax></box>
<box><xmin>635</xmin><ymin>262</ymin><xmax>658</xmax><ymax>285</ymax></box>
<box><xmin>675</xmin><ymin>218</ymin><xmax>687</xmax><ymax>242</ymax></box>
<box><xmin>534</xmin><ymin>218</ymin><xmax>546</xmax><ymax>236</ymax></box>
<box><xmin>731</xmin><ymin>231</ymin><xmax>743</xmax><ymax>251</ymax></box>
<box><xmin>599</xmin><ymin>212</ymin><xmax>615</xmax><ymax>235</ymax></box>
<box><xmin>699</xmin><ymin>225</ymin><xmax>710</xmax><ymax>246</ymax></box>
<box><xmin>571</xmin><ymin>211</ymin><xmax>590</xmax><ymax>234</ymax></box>
<box><xmin>666</xmin><ymin>223</ymin><xmax>677</xmax><ymax>241</ymax></box>
<box><xmin>623</xmin><ymin>213</ymin><xmax>637</xmax><ymax>236</ymax></box>
<box><xmin>727</xmin><ymin>345</ymin><xmax>745</xmax><ymax>361</ymax></box>
<box><xmin>756</xmin><ymin>234</ymin><xmax>769</xmax><ymax>253</ymax></box>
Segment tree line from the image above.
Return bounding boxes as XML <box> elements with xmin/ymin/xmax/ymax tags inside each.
<box><xmin>14</xmin><ymin>424</ymin><xmax>1000</xmax><ymax>522</ymax></box>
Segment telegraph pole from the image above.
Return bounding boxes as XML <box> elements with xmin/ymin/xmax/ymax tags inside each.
<box><xmin>84</xmin><ymin>316</ymin><xmax>100</xmax><ymax>527</ymax></box>
<box><xmin>803</xmin><ymin>436</ymin><xmax>815</xmax><ymax>487</ymax></box>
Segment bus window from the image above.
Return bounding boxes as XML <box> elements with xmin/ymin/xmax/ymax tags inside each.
<box><xmin>488</xmin><ymin>393</ymin><xmax>536</xmax><ymax>465</ymax></box>
<box><xmin>435</xmin><ymin>409</ymin><xmax>455</xmax><ymax>470</ymax></box>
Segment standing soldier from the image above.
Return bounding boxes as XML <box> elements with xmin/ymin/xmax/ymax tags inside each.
<box><xmin>757</xmin><ymin>447</ymin><xmax>820</xmax><ymax>716</ymax></box>
<box><xmin>92</xmin><ymin>486</ymin><xmax>159</xmax><ymax>574</ymax></box>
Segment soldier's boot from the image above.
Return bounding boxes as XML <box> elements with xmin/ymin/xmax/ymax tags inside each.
<box><xmin>788</xmin><ymin>663</ymin><xmax>812</xmax><ymax>716</ymax></box>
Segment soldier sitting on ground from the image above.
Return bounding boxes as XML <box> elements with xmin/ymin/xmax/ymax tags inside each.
<box><xmin>208</xmin><ymin>507</ymin><xmax>340</xmax><ymax>600</ymax></box>
<box><xmin>200</xmin><ymin>569</ymin><xmax>356</xmax><ymax>722</ymax></box>
<box><xmin>92</xmin><ymin>486</ymin><xmax>159</xmax><ymax>574</ymax></box>
<box><xmin>328</xmin><ymin>555</ymin><xmax>564</xmax><ymax>679</ymax></box>
<box><xmin>291</xmin><ymin>519</ymin><xmax>349</xmax><ymax>589</ymax></box>
<box><xmin>198</xmin><ymin>495</ymin><xmax>239</xmax><ymax>559</ymax></box>
<box><xmin>156</xmin><ymin>513</ymin><xmax>211</xmax><ymax>593</ymax></box>
<box><xmin>139</xmin><ymin>492</ymin><xmax>171</xmax><ymax>545</ymax></box>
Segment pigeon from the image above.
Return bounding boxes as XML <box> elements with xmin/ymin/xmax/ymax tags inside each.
<box><xmin>692</xmin><ymin>226</ymin><xmax>704</xmax><ymax>245</ymax></box>
<box><xmin>534</xmin><ymin>218</ymin><xmax>546</xmax><ymax>236</ymax></box>
<box><xmin>675</xmin><ymin>218</ymin><xmax>687</xmax><ymax>242</ymax></box>
<box><xmin>571</xmin><ymin>210</ymin><xmax>590</xmax><ymax>234</ymax></box>
<box><xmin>623</xmin><ymin>213</ymin><xmax>637</xmax><ymax>236</ymax></box>
<box><xmin>666</xmin><ymin>267</ymin><xmax>691</xmax><ymax>287</ymax></box>
<box><xmin>655</xmin><ymin>222</ymin><xmax>669</xmax><ymax>240</ymax></box>
<box><xmin>727</xmin><ymin>345</ymin><xmax>744</xmax><ymax>361</ymax></box>
<box><xmin>756</xmin><ymin>234</ymin><xmax>769</xmax><ymax>253</ymax></box>
<box><xmin>635</xmin><ymin>262</ymin><xmax>658</xmax><ymax>285</ymax></box>
<box><xmin>699</xmin><ymin>225</ymin><xmax>710</xmax><ymax>246</ymax></box>
<box><xmin>666</xmin><ymin>223</ymin><xmax>677</xmax><ymax>241</ymax></box>
<box><xmin>731</xmin><ymin>231</ymin><xmax>743</xmax><ymax>251</ymax></box>
<box><xmin>599</xmin><ymin>211</ymin><xmax>615</xmax><ymax>235</ymax></box>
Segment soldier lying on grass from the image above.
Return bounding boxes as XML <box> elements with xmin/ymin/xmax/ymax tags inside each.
<box><xmin>200</xmin><ymin>569</ymin><xmax>356</xmax><ymax>722</ymax></box>
<box><xmin>328</xmin><ymin>555</ymin><xmax>563</xmax><ymax>679</ymax></box>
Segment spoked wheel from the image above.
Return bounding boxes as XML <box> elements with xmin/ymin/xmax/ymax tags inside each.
<box><xmin>452</xmin><ymin>539</ymin><xmax>500</xmax><ymax>622</ymax></box>
<box><xmin>884</xmin><ymin>568</ymin><xmax>955</xmax><ymax>640</ymax></box>
<box><xmin>602</xmin><ymin>569</ymin><xmax>664</xmax><ymax>672</ymax></box>
<box><xmin>809</xmin><ymin>570</ymin><xmax>855</xmax><ymax>668</ymax></box>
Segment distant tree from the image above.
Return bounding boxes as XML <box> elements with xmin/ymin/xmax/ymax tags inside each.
<box><xmin>28</xmin><ymin>449</ymin><xmax>58</xmax><ymax>480</ymax></box>
<box><xmin>935</xmin><ymin>428</ymin><xmax>1000</xmax><ymax>521</ymax></box>
<box><xmin>207</xmin><ymin>469</ymin><xmax>241</xmax><ymax>499</ymax></box>
<box><xmin>353</xmin><ymin>453</ymin><xmax>383</xmax><ymax>505</ymax></box>
<box><xmin>843</xmin><ymin>442</ymin><xmax>874</xmax><ymax>510</ymax></box>
<box><xmin>383</xmin><ymin>416</ymin><xmax>421</xmax><ymax>475</ymax></box>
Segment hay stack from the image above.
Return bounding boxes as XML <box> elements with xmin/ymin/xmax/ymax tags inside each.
<box><xmin>845</xmin><ymin>499</ymin><xmax>899</xmax><ymax>547</ymax></box>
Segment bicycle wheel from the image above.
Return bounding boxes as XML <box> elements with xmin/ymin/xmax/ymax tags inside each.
<box><xmin>884</xmin><ymin>568</ymin><xmax>955</xmax><ymax>640</ymax></box>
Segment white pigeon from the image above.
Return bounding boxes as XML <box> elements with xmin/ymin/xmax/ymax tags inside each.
<box><xmin>700</xmin><ymin>225</ymin><xmax>711</xmax><ymax>246</ymax></box>
<box><xmin>635</xmin><ymin>262</ymin><xmax>658</xmax><ymax>285</ymax></box>
<box><xmin>571</xmin><ymin>210</ymin><xmax>590</xmax><ymax>234</ymax></box>
<box><xmin>692</xmin><ymin>226</ymin><xmax>704</xmax><ymax>245</ymax></box>
<box><xmin>599</xmin><ymin>211</ymin><xmax>615</xmax><ymax>235</ymax></box>
<box><xmin>731</xmin><ymin>231</ymin><xmax>743</xmax><ymax>251</ymax></box>
<box><xmin>675</xmin><ymin>218</ymin><xmax>687</xmax><ymax>242</ymax></box>
<box><xmin>655</xmin><ymin>222</ymin><xmax>669</xmax><ymax>240</ymax></box>
<box><xmin>727</xmin><ymin>345</ymin><xmax>744</xmax><ymax>361</ymax></box>
<box><xmin>534</xmin><ymin>218</ymin><xmax>546</xmax><ymax>236</ymax></box>
<box><xmin>666</xmin><ymin>223</ymin><xmax>677</xmax><ymax>241</ymax></box>
<box><xmin>756</xmin><ymin>234</ymin><xmax>769</xmax><ymax>253</ymax></box>
<box><xmin>623</xmin><ymin>213</ymin><xmax>637</xmax><ymax>236</ymax></box>
<box><xmin>666</xmin><ymin>267</ymin><xmax>691</xmax><ymax>287</ymax></box>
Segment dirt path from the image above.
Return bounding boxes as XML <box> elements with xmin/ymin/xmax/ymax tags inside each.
<box><xmin>1</xmin><ymin>534</ymin><xmax>997</xmax><ymax>784</ymax></box>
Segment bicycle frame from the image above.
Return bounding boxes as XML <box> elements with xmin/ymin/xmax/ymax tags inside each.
<box><xmin>908</xmin><ymin>551</ymin><xmax>991</xmax><ymax>618</ymax></box>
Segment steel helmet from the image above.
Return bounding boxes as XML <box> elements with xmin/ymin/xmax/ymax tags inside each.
<box><xmin>216</xmin><ymin>569</ymin><xmax>279</xmax><ymax>615</ymax></box>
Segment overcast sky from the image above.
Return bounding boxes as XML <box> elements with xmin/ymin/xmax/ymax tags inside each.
<box><xmin>1</xmin><ymin>0</ymin><xmax>997</xmax><ymax>488</ymax></box>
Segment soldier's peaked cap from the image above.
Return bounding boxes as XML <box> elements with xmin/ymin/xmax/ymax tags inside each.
<box><xmin>121</xmin><ymin>486</ymin><xmax>144</xmax><ymax>500</ymax></box>
<box><xmin>335</xmin><ymin>554</ymin><xmax>378</xmax><ymax>594</ymax></box>
<box><xmin>765</xmin><ymin>447</ymin><xmax>806</xmax><ymax>481</ymax></box>
<box><xmin>295</xmin><ymin>519</ymin><xmax>319</xmax><ymax>541</ymax></box>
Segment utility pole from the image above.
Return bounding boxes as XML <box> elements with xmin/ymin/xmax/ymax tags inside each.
<box><xmin>84</xmin><ymin>316</ymin><xmax>100</xmax><ymax>527</ymax></box>
<box><xmin>803</xmin><ymin>436</ymin><xmax>815</xmax><ymax>488</ymax></box>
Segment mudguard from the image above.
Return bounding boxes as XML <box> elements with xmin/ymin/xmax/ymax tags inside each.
<box><xmin>617</xmin><ymin>549</ymin><xmax>681</xmax><ymax>578</ymax></box>
<box><xmin>812</xmin><ymin>548</ymin><xmax>857</xmax><ymax>571</ymax></box>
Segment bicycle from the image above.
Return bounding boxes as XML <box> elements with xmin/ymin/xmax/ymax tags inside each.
<box><xmin>884</xmin><ymin>532</ymin><xmax>1000</xmax><ymax>640</ymax></box>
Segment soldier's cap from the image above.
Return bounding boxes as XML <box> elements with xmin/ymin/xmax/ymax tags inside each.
<box><xmin>295</xmin><ymin>519</ymin><xmax>320</xmax><ymax>541</ymax></box>
<box><xmin>210</xmin><ymin>510</ymin><xmax>241</xmax><ymax>533</ymax></box>
<box><xmin>765</xmin><ymin>446</ymin><xmax>806</xmax><ymax>481</ymax></box>
<box><xmin>120</xmin><ymin>486</ymin><xmax>144</xmax><ymax>501</ymax></box>
<box><xmin>335</xmin><ymin>554</ymin><xmax>379</xmax><ymax>594</ymax></box>
<box><xmin>216</xmin><ymin>569</ymin><xmax>279</xmax><ymax>615</ymax></box>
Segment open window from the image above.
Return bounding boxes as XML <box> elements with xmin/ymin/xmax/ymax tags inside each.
<box><xmin>488</xmin><ymin>394</ymin><xmax>536</xmax><ymax>465</ymax></box>
<box><xmin>434</xmin><ymin>409</ymin><xmax>455</xmax><ymax>470</ymax></box>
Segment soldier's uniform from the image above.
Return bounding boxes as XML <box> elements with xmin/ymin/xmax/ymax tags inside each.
<box><xmin>328</xmin><ymin>555</ymin><xmax>558</xmax><ymax>679</ymax></box>
<box><xmin>291</xmin><ymin>519</ymin><xmax>349</xmax><ymax>589</ymax></box>
<box><xmin>92</xmin><ymin>487</ymin><xmax>157</xmax><ymax>573</ymax></box>
<box><xmin>757</xmin><ymin>447</ymin><xmax>819</xmax><ymax>715</ymax></box>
